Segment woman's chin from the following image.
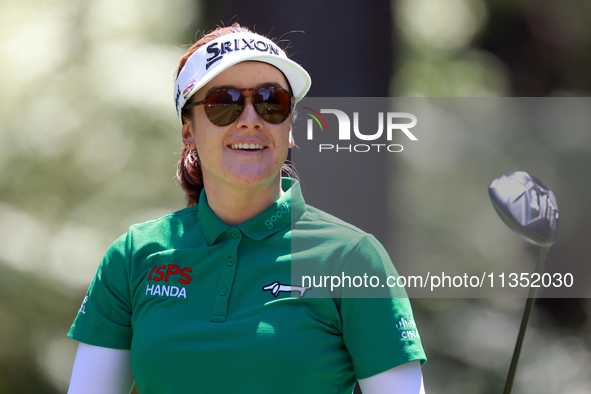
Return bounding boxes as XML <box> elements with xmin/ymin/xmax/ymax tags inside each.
<box><xmin>206</xmin><ymin>168</ymin><xmax>282</xmax><ymax>191</ymax></box>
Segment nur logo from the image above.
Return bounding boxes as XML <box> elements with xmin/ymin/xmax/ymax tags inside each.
<box><xmin>303</xmin><ymin>107</ymin><xmax>329</xmax><ymax>134</ymax></box>
<box><xmin>302</xmin><ymin>107</ymin><xmax>418</xmax><ymax>153</ymax></box>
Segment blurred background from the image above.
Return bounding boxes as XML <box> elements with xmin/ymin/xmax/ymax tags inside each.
<box><xmin>1</xmin><ymin>0</ymin><xmax>590</xmax><ymax>393</ymax></box>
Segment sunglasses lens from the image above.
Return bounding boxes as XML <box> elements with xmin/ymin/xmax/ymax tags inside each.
<box><xmin>202</xmin><ymin>88</ymin><xmax>292</xmax><ymax>126</ymax></box>
<box><xmin>204</xmin><ymin>90</ymin><xmax>244</xmax><ymax>126</ymax></box>
<box><xmin>253</xmin><ymin>88</ymin><xmax>292</xmax><ymax>124</ymax></box>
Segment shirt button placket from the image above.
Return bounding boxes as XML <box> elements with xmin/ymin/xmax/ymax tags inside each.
<box><xmin>211</xmin><ymin>228</ymin><xmax>241</xmax><ymax>323</ymax></box>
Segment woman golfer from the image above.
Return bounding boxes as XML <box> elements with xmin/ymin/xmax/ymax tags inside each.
<box><xmin>68</xmin><ymin>23</ymin><xmax>427</xmax><ymax>393</ymax></box>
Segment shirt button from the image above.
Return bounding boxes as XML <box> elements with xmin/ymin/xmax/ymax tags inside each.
<box><xmin>232</xmin><ymin>231</ymin><xmax>240</xmax><ymax>239</ymax></box>
<box><xmin>227</xmin><ymin>258</ymin><xmax>235</xmax><ymax>266</ymax></box>
<box><xmin>220</xmin><ymin>288</ymin><xmax>228</xmax><ymax>296</ymax></box>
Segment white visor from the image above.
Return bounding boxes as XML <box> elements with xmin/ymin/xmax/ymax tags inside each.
<box><xmin>174</xmin><ymin>32</ymin><xmax>312</xmax><ymax>125</ymax></box>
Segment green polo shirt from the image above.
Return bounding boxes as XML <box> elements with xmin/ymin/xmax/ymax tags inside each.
<box><xmin>68</xmin><ymin>178</ymin><xmax>426</xmax><ymax>393</ymax></box>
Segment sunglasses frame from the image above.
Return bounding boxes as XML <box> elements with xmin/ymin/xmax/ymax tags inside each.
<box><xmin>183</xmin><ymin>87</ymin><xmax>294</xmax><ymax>126</ymax></box>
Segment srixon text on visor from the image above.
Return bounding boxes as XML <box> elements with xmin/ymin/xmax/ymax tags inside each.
<box><xmin>307</xmin><ymin>111</ymin><xmax>418</xmax><ymax>153</ymax></box>
<box><xmin>206</xmin><ymin>39</ymin><xmax>280</xmax><ymax>70</ymax></box>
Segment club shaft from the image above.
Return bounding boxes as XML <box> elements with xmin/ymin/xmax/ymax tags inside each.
<box><xmin>502</xmin><ymin>246</ymin><xmax>550</xmax><ymax>394</ymax></box>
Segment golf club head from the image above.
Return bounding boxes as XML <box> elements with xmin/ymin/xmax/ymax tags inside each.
<box><xmin>488</xmin><ymin>171</ymin><xmax>559</xmax><ymax>247</ymax></box>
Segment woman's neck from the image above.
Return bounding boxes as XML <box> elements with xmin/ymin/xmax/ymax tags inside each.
<box><xmin>202</xmin><ymin>176</ymin><xmax>284</xmax><ymax>226</ymax></box>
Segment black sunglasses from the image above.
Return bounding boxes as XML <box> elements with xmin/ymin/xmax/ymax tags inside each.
<box><xmin>184</xmin><ymin>87</ymin><xmax>293</xmax><ymax>126</ymax></box>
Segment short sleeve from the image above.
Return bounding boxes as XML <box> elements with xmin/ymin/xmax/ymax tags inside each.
<box><xmin>68</xmin><ymin>232</ymin><xmax>133</xmax><ymax>349</ymax></box>
<box><xmin>338</xmin><ymin>235</ymin><xmax>427</xmax><ymax>380</ymax></box>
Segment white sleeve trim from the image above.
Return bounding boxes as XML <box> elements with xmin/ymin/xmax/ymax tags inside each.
<box><xmin>358</xmin><ymin>361</ymin><xmax>425</xmax><ymax>394</ymax></box>
<box><xmin>68</xmin><ymin>342</ymin><xmax>135</xmax><ymax>394</ymax></box>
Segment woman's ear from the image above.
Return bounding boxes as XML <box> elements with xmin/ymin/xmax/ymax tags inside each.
<box><xmin>182</xmin><ymin>117</ymin><xmax>195</xmax><ymax>150</ymax></box>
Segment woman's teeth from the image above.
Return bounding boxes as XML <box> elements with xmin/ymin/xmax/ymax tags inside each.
<box><xmin>230</xmin><ymin>143</ymin><xmax>264</xmax><ymax>150</ymax></box>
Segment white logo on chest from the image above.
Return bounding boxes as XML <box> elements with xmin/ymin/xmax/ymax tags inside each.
<box><xmin>263</xmin><ymin>281</ymin><xmax>311</xmax><ymax>298</ymax></box>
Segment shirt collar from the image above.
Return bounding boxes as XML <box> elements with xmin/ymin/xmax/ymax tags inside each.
<box><xmin>198</xmin><ymin>178</ymin><xmax>306</xmax><ymax>245</ymax></box>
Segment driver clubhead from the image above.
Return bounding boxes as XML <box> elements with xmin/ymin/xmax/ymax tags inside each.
<box><xmin>488</xmin><ymin>171</ymin><xmax>559</xmax><ymax>247</ymax></box>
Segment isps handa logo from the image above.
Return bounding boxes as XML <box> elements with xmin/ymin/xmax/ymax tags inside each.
<box><xmin>302</xmin><ymin>107</ymin><xmax>417</xmax><ymax>153</ymax></box>
<box><xmin>145</xmin><ymin>264</ymin><xmax>192</xmax><ymax>298</ymax></box>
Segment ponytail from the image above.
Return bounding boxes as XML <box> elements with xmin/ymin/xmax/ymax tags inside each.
<box><xmin>176</xmin><ymin>146</ymin><xmax>203</xmax><ymax>207</ymax></box>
